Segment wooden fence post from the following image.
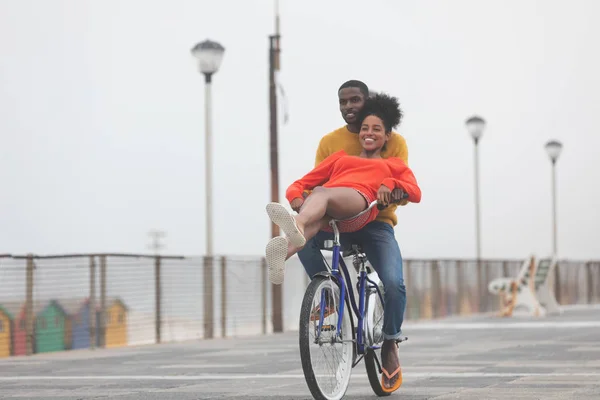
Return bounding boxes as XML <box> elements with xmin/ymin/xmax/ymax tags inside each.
<box><xmin>99</xmin><ymin>255</ymin><xmax>107</xmax><ymax>348</ymax></box>
<box><xmin>596</xmin><ymin>263</ymin><xmax>600</xmax><ymax>303</ymax></box>
<box><xmin>25</xmin><ymin>255</ymin><xmax>34</xmax><ymax>356</ymax></box>
<box><xmin>476</xmin><ymin>259</ymin><xmax>484</xmax><ymax>313</ymax></box>
<box><xmin>262</xmin><ymin>257</ymin><xmax>267</xmax><ymax>335</ymax></box>
<box><xmin>456</xmin><ymin>260</ymin><xmax>463</xmax><ymax>315</ymax></box>
<box><xmin>89</xmin><ymin>256</ymin><xmax>96</xmax><ymax>350</ymax></box>
<box><xmin>272</xmin><ymin>283</ymin><xmax>283</xmax><ymax>333</ymax></box>
<box><xmin>482</xmin><ymin>260</ymin><xmax>490</xmax><ymax>312</ymax></box>
<box><xmin>203</xmin><ymin>256</ymin><xmax>214</xmax><ymax>339</ymax></box>
<box><xmin>221</xmin><ymin>256</ymin><xmax>227</xmax><ymax>338</ymax></box>
<box><xmin>422</xmin><ymin>262</ymin><xmax>433</xmax><ymax>319</ymax></box>
<box><xmin>554</xmin><ymin>262</ymin><xmax>561</xmax><ymax>305</ymax></box>
<box><xmin>595</xmin><ymin>263</ymin><xmax>600</xmax><ymax>303</ymax></box>
<box><xmin>586</xmin><ymin>262</ymin><xmax>592</xmax><ymax>304</ymax></box>
<box><xmin>431</xmin><ymin>260</ymin><xmax>441</xmax><ymax>318</ymax></box>
<box><xmin>502</xmin><ymin>260</ymin><xmax>509</xmax><ymax>279</ymax></box>
<box><xmin>404</xmin><ymin>259</ymin><xmax>413</xmax><ymax>320</ymax></box>
<box><xmin>155</xmin><ymin>255</ymin><xmax>162</xmax><ymax>344</ymax></box>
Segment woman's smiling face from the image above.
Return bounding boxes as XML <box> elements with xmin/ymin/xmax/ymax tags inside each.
<box><xmin>359</xmin><ymin>115</ymin><xmax>388</xmax><ymax>152</ymax></box>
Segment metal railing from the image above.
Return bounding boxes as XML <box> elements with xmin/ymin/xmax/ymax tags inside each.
<box><xmin>0</xmin><ymin>254</ymin><xmax>598</xmax><ymax>357</ymax></box>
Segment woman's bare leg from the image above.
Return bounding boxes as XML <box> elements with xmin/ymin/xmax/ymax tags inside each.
<box><xmin>265</xmin><ymin>186</ymin><xmax>367</xmax><ymax>284</ymax></box>
<box><xmin>294</xmin><ymin>187</ymin><xmax>367</xmax><ymax>234</ymax></box>
<box><xmin>285</xmin><ymin>218</ymin><xmax>329</xmax><ymax>259</ymax></box>
<box><xmin>265</xmin><ymin>188</ymin><xmax>364</xmax><ymax>285</ymax></box>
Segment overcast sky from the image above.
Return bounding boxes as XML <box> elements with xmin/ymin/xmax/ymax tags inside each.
<box><xmin>1</xmin><ymin>0</ymin><xmax>599</xmax><ymax>260</ymax></box>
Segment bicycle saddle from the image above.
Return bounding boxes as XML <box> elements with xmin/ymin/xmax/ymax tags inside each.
<box><xmin>342</xmin><ymin>244</ymin><xmax>365</xmax><ymax>258</ymax></box>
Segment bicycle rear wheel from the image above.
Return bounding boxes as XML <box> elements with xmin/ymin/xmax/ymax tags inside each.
<box><xmin>363</xmin><ymin>279</ymin><xmax>391</xmax><ymax>397</ymax></box>
<box><xmin>299</xmin><ymin>275</ymin><xmax>354</xmax><ymax>400</ymax></box>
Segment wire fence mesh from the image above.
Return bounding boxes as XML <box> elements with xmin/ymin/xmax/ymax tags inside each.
<box><xmin>0</xmin><ymin>254</ymin><xmax>598</xmax><ymax>358</ymax></box>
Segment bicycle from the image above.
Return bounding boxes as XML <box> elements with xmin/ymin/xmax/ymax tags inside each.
<box><xmin>299</xmin><ymin>194</ymin><xmax>408</xmax><ymax>400</ymax></box>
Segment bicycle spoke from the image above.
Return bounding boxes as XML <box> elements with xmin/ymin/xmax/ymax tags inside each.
<box><xmin>300</xmin><ymin>277</ymin><xmax>353</xmax><ymax>400</ymax></box>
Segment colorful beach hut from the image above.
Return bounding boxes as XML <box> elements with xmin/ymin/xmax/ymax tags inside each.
<box><xmin>60</xmin><ymin>298</ymin><xmax>97</xmax><ymax>350</ymax></box>
<box><xmin>35</xmin><ymin>300</ymin><xmax>68</xmax><ymax>353</ymax></box>
<box><xmin>0</xmin><ymin>304</ymin><xmax>14</xmax><ymax>357</ymax></box>
<box><xmin>0</xmin><ymin>302</ymin><xmax>27</xmax><ymax>356</ymax></box>
<box><xmin>104</xmin><ymin>298</ymin><xmax>128</xmax><ymax>348</ymax></box>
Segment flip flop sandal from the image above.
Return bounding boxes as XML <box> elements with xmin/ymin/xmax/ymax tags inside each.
<box><xmin>265</xmin><ymin>236</ymin><xmax>288</xmax><ymax>285</ymax></box>
<box><xmin>381</xmin><ymin>342</ymin><xmax>403</xmax><ymax>393</ymax></box>
<box><xmin>266</xmin><ymin>202</ymin><xmax>306</xmax><ymax>248</ymax></box>
<box><xmin>381</xmin><ymin>365</ymin><xmax>402</xmax><ymax>393</ymax></box>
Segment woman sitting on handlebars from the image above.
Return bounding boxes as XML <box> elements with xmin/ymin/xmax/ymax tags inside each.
<box><xmin>265</xmin><ymin>92</ymin><xmax>422</xmax><ymax>279</ymax></box>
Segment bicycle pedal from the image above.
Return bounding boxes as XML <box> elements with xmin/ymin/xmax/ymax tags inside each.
<box><xmin>320</xmin><ymin>324</ymin><xmax>335</xmax><ymax>332</ymax></box>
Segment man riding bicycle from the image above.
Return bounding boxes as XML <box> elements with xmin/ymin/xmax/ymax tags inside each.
<box><xmin>297</xmin><ymin>80</ymin><xmax>412</xmax><ymax>393</ymax></box>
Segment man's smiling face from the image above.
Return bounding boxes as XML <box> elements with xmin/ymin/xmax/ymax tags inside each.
<box><xmin>338</xmin><ymin>87</ymin><xmax>366</xmax><ymax>125</ymax></box>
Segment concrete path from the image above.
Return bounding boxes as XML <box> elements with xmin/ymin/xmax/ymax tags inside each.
<box><xmin>1</xmin><ymin>305</ymin><xmax>599</xmax><ymax>399</ymax></box>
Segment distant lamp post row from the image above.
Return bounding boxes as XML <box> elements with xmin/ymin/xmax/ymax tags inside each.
<box><xmin>544</xmin><ymin>140</ymin><xmax>563</xmax><ymax>257</ymax></box>
<box><xmin>465</xmin><ymin>116</ymin><xmax>486</xmax><ymax>266</ymax></box>
<box><xmin>191</xmin><ymin>39</ymin><xmax>225</xmax><ymax>341</ymax></box>
<box><xmin>191</xmin><ymin>39</ymin><xmax>225</xmax><ymax>257</ymax></box>
<box><xmin>464</xmin><ymin>117</ymin><xmax>564</xmax><ymax>308</ymax></box>
<box><xmin>465</xmin><ymin>116</ymin><xmax>486</xmax><ymax>311</ymax></box>
<box><xmin>545</xmin><ymin>139</ymin><xmax>563</xmax><ymax>300</ymax></box>
<box><xmin>189</xmin><ymin>23</ymin><xmax>285</xmax><ymax>336</ymax></box>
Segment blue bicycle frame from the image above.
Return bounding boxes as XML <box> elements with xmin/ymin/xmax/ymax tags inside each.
<box><xmin>315</xmin><ymin>201</ymin><xmax>386</xmax><ymax>356</ymax></box>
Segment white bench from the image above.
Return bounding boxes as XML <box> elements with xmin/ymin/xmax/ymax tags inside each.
<box><xmin>487</xmin><ymin>256</ymin><xmax>562</xmax><ymax>317</ymax></box>
<box><xmin>532</xmin><ymin>257</ymin><xmax>562</xmax><ymax>315</ymax></box>
<box><xmin>487</xmin><ymin>256</ymin><xmax>544</xmax><ymax>317</ymax></box>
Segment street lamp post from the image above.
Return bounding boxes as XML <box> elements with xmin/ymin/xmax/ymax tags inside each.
<box><xmin>191</xmin><ymin>39</ymin><xmax>225</xmax><ymax>340</ymax></box>
<box><xmin>465</xmin><ymin>115</ymin><xmax>486</xmax><ymax>312</ymax></box>
<box><xmin>268</xmin><ymin>3</ymin><xmax>284</xmax><ymax>333</ymax></box>
<box><xmin>545</xmin><ymin>140</ymin><xmax>563</xmax><ymax>301</ymax></box>
<box><xmin>191</xmin><ymin>39</ymin><xmax>225</xmax><ymax>257</ymax></box>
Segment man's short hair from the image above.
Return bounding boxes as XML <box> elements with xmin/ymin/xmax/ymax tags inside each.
<box><xmin>338</xmin><ymin>80</ymin><xmax>369</xmax><ymax>98</ymax></box>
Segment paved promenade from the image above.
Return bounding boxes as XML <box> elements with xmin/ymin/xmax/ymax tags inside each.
<box><xmin>1</xmin><ymin>305</ymin><xmax>599</xmax><ymax>399</ymax></box>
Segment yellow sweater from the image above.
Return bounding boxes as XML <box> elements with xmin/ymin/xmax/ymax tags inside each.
<box><xmin>314</xmin><ymin>126</ymin><xmax>409</xmax><ymax>227</ymax></box>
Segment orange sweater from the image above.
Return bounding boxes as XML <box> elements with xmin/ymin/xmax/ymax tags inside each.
<box><xmin>286</xmin><ymin>150</ymin><xmax>421</xmax><ymax>205</ymax></box>
<box><xmin>314</xmin><ymin>126</ymin><xmax>410</xmax><ymax>227</ymax></box>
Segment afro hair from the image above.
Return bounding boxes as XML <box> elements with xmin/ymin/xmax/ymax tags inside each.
<box><xmin>358</xmin><ymin>92</ymin><xmax>403</xmax><ymax>133</ymax></box>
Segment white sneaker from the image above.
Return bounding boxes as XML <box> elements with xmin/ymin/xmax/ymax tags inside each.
<box><xmin>265</xmin><ymin>202</ymin><xmax>306</xmax><ymax>248</ymax></box>
<box><xmin>266</xmin><ymin>236</ymin><xmax>288</xmax><ymax>285</ymax></box>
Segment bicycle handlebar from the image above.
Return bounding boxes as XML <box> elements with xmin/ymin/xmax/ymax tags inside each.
<box><xmin>376</xmin><ymin>190</ymin><xmax>410</xmax><ymax>211</ymax></box>
<box><xmin>332</xmin><ymin>189</ymin><xmax>409</xmax><ymax>222</ymax></box>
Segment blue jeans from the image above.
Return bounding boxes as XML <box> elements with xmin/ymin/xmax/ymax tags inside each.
<box><xmin>297</xmin><ymin>221</ymin><xmax>406</xmax><ymax>340</ymax></box>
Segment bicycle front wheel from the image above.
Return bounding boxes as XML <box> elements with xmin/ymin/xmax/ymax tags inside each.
<box><xmin>364</xmin><ymin>279</ymin><xmax>391</xmax><ymax>397</ymax></box>
<box><xmin>299</xmin><ymin>275</ymin><xmax>354</xmax><ymax>400</ymax></box>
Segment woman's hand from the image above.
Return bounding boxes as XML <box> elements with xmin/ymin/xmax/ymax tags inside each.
<box><xmin>377</xmin><ymin>185</ymin><xmax>392</xmax><ymax>206</ymax></box>
<box><xmin>290</xmin><ymin>198</ymin><xmax>304</xmax><ymax>213</ymax></box>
